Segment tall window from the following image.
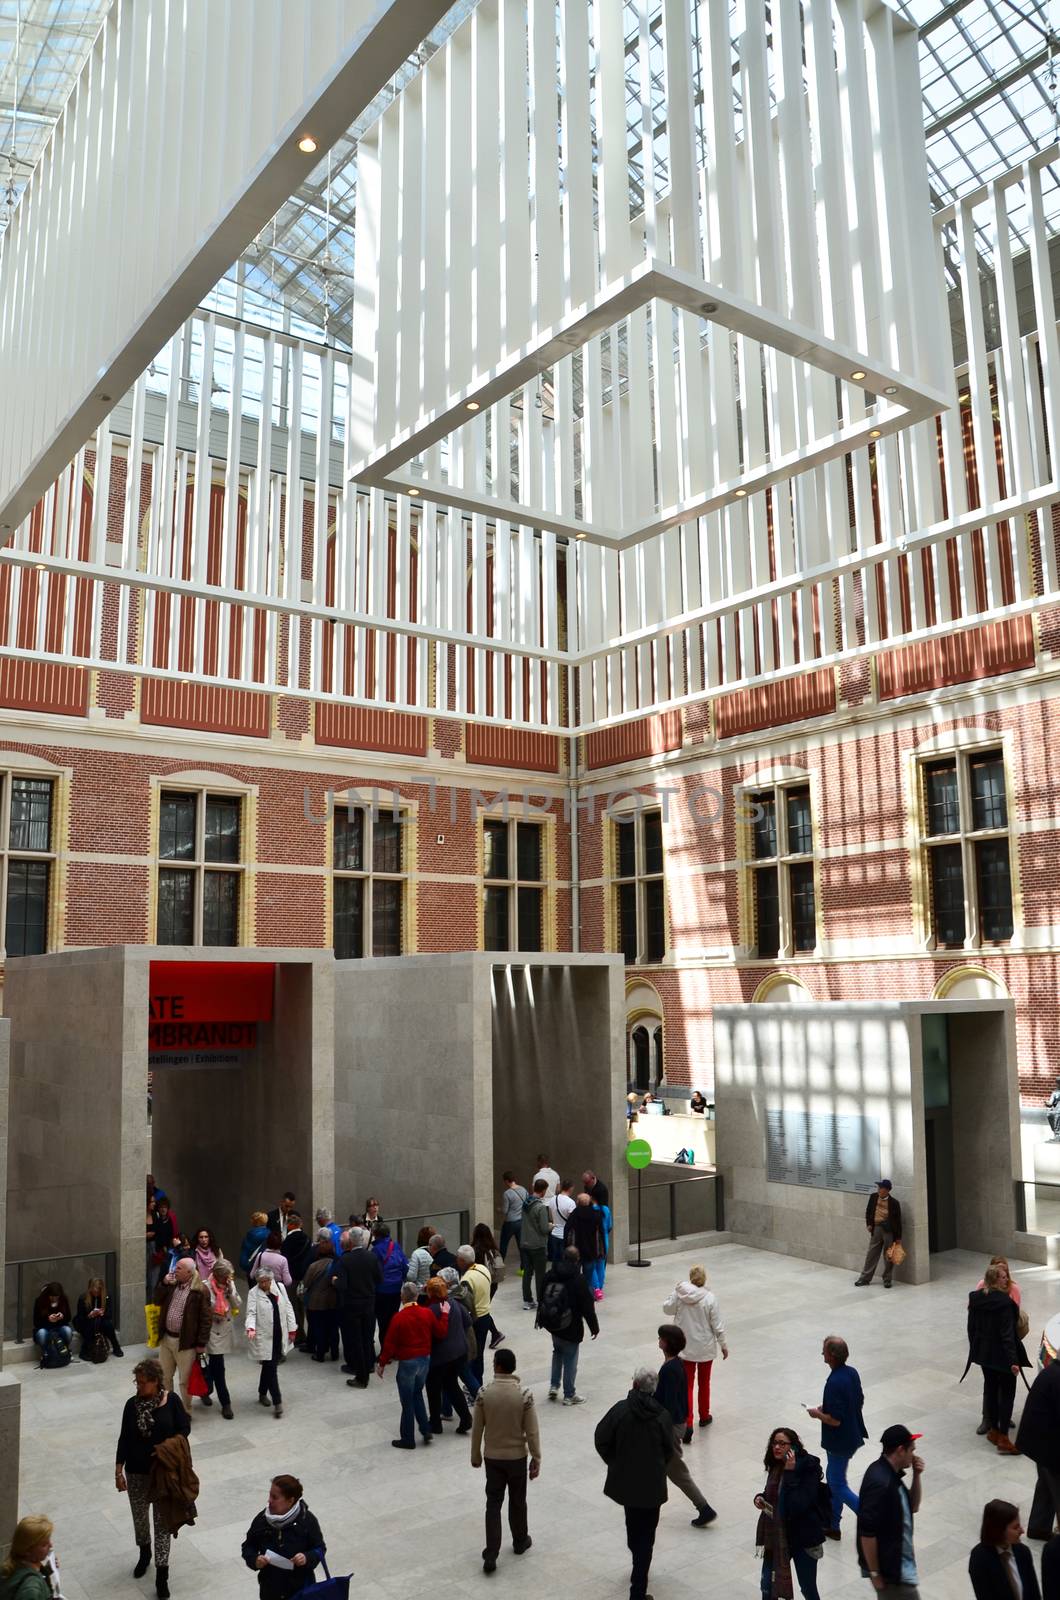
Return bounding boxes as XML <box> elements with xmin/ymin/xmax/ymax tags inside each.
<box><xmin>2</xmin><ymin>775</ymin><xmax>55</xmax><ymax>956</ymax></box>
<box><xmin>921</xmin><ymin>749</ymin><xmax>1013</xmax><ymax>947</ymax></box>
<box><xmin>613</xmin><ymin>808</ymin><xmax>665</xmax><ymax>964</ymax></box>
<box><xmin>483</xmin><ymin>819</ymin><xmax>544</xmax><ymax>952</ymax></box>
<box><xmin>333</xmin><ymin>805</ymin><xmax>406</xmax><ymax>958</ymax></box>
<box><xmin>157</xmin><ymin>789</ymin><xmax>243</xmax><ymax>946</ymax></box>
<box><xmin>747</xmin><ymin>783</ymin><xmax>816</xmax><ymax>958</ymax></box>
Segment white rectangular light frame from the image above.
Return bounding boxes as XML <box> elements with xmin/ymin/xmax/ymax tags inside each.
<box><xmin>352</xmin><ymin>259</ymin><xmax>950</xmax><ymax>551</ymax></box>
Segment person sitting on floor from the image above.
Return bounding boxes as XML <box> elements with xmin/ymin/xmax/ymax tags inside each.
<box><xmin>74</xmin><ymin>1277</ymin><xmax>123</xmax><ymax>1359</ymax></box>
<box><xmin>31</xmin><ymin>1284</ymin><xmax>72</xmax><ymax>1365</ymax></box>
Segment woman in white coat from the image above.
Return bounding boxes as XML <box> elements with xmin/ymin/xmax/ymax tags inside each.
<box><xmin>663</xmin><ymin>1263</ymin><xmax>729</xmax><ymax>1441</ymax></box>
<box><xmin>203</xmin><ymin>1257</ymin><xmax>242</xmax><ymax>1419</ymax></box>
<box><xmin>245</xmin><ymin>1268</ymin><xmax>297</xmax><ymax>1419</ymax></box>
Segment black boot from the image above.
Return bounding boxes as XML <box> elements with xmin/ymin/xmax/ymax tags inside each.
<box><xmin>155</xmin><ymin>1564</ymin><xmax>170</xmax><ymax>1598</ymax></box>
<box><xmin>133</xmin><ymin>1546</ymin><xmax>151</xmax><ymax>1578</ymax></box>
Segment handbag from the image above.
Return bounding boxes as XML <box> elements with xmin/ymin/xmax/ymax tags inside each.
<box><xmin>1017</xmin><ymin>1308</ymin><xmax>1030</xmax><ymax>1341</ymax></box>
<box><xmin>885</xmin><ymin>1240</ymin><xmax>907</xmax><ymax>1267</ymax></box>
<box><xmin>144</xmin><ymin>1305</ymin><xmax>161</xmax><ymax>1348</ymax></box>
<box><xmin>187</xmin><ymin>1355</ymin><xmax>209</xmax><ymax>1398</ymax></box>
<box><xmin>298</xmin><ymin>1556</ymin><xmax>351</xmax><ymax>1599</ymax></box>
<box><xmin>488</xmin><ymin>1251</ymin><xmax>506</xmax><ymax>1288</ymax></box>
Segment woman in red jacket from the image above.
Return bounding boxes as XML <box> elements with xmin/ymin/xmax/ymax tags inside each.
<box><xmin>376</xmin><ymin>1282</ymin><xmax>438</xmax><ymax>1450</ymax></box>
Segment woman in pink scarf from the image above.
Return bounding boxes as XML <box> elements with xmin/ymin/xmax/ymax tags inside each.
<box><xmin>193</xmin><ymin>1228</ymin><xmax>221</xmax><ymax>1282</ymax></box>
<box><xmin>202</xmin><ymin>1258</ymin><xmax>241</xmax><ymax>1419</ymax></box>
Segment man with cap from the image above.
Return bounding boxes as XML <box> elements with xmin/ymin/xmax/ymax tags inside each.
<box><xmin>856</xmin><ymin>1425</ymin><xmax>924</xmax><ymax>1597</ymax></box>
<box><xmin>855</xmin><ymin>1180</ymin><xmax>903</xmax><ymax>1289</ymax></box>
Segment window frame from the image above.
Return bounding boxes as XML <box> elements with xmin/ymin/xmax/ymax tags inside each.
<box><xmin>742</xmin><ymin>777</ymin><xmax>819</xmax><ymax>960</ymax></box>
<box><xmin>918</xmin><ymin>745</ymin><xmax>1015</xmax><ymax>952</ymax></box>
<box><xmin>0</xmin><ymin>772</ymin><xmax>58</xmax><ymax>957</ymax></box>
<box><xmin>610</xmin><ymin>804</ymin><xmax>667</xmax><ymax>966</ymax></box>
<box><xmin>331</xmin><ymin>801</ymin><xmax>409</xmax><ymax>960</ymax></box>
<box><xmin>155</xmin><ymin>784</ymin><xmax>247</xmax><ymax>947</ymax></box>
<box><xmin>482</xmin><ymin>815</ymin><xmax>546</xmax><ymax>954</ymax></box>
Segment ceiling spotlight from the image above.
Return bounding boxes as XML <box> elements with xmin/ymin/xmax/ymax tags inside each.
<box><xmin>407</xmin><ymin>487</ymin><xmax>420</xmax><ymax>497</ymax></box>
<box><xmin>869</xmin><ymin>428</ymin><xmax>882</xmax><ymax>439</ymax></box>
<box><xmin>575</xmin><ymin>532</ymin><xmax>588</xmax><ymax>540</ymax></box>
<box><xmin>34</xmin><ymin>562</ymin><xmax>45</xmax><ymax>572</ymax></box>
<box><xmin>701</xmin><ymin>301</ymin><xmax>718</xmax><ymax>315</ymax></box>
<box><xmin>734</xmin><ymin>488</ymin><xmax>748</xmax><ymax>498</ymax></box>
<box><xmin>883</xmin><ymin>385</ymin><xmax>898</xmax><ymax>396</ymax></box>
<box><xmin>850</xmin><ymin>369</ymin><xmax>867</xmax><ymax>382</ymax></box>
<box><xmin>466</xmin><ymin>400</ymin><xmax>480</xmax><ymax>412</ymax></box>
<box><xmin>297</xmin><ymin>135</ymin><xmax>318</xmax><ymax>154</ymax></box>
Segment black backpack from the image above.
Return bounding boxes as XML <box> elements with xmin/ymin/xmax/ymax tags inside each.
<box><xmin>88</xmin><ymin>1330</ymin><xmax>110</xmax><ymax>1364</ymax></box>
<box><xmin>537</xmin><ymin>1277</ymin><xmax>573</xmax><ymax>1334</ymax></box>
<box><xmin>41</xmin><ymin>1330</ymin><xmax>71</xmax><ymax>1369</ymax></box>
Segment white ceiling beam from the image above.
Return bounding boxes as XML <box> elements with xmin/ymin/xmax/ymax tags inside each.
<box><xmin>0</xmin><ymin>0</ymin><xmax>450</xmax><ymax>535</ymax></box>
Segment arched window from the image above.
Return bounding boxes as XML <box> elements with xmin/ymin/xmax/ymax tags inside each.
<box><xmin>631</xmin><ymin>1025</ymin><xmax>651</xmax><ymax>1092</ymax></box>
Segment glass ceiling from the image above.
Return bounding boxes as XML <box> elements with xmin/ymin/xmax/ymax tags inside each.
<box><xmin>0</xmin><ymin>0</ymin><xmax>112</xmax><ymax>230</ymax></box>
<box><xmin>2</xmin><ymin>0</ymin><xmax>1057</xmax><ymax>342</ymax></box>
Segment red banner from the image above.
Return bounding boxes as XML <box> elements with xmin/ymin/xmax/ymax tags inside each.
<box><xmin>148</xmin><ymin>961</ymin><xmax>274</xmax><ymax>1051</ymax></box>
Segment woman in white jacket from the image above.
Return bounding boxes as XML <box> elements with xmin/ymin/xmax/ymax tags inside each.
<box><xmin>245</xmin><ymin>1269</ymin><xmax>297</xmax><ymax>1419</ymax></box>
<box><xmin>203</xmin><ymin>1258</ymin><xmax>242</xmax><ymax>1419</ymax></box>
<box><xmin>663</xmin><ymin>1263</ymin><xmax>729</xmax><ymax>1442</ymax></box>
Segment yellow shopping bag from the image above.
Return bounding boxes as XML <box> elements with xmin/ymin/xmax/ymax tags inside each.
<box><xmin>144</xmin><ymin>1304</ymin><xmax>160</xmax><ymax>1348</ymax></box>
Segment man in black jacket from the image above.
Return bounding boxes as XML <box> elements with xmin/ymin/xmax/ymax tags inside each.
<box><xmin>656</xmin><ymin>1326</ymin><xmax>715</xmax><ymax>1527</ymax></box>
<box><xmin>280</xmin><ymin>1214</ymin><xmax>313</xmax><ymax>1344</ymax></box>
<box><xmin>1016</xmin><ymin>1360</ymin><xmax>1060</xmax><ymax>1541</ymax></box>
<box><xmin>856</xmin><ymin>1180</ymin><xmax>903</xmax><ymax>1288</ymax></box>
<box><xmin>329</xmin><ymin>1226</ymin><xmax>382</xmax><ymax>1387</ymax></box>
<box><xmin>595</xmin><ymin>1368</ymin><xmax>674</xmax><ymax>1600</ymax></box>
<box><xmin>537</xmin><ymin>1246</ymin><xmax>599</xmax><ymax>1404</ymax></box>
<box><xmin>856</xmin><ymin>1424</ymin><xmax>924</xmax><ymax>1596</ymax></box>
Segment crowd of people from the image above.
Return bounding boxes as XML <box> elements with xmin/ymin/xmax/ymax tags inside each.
<box><xmin>6</xmin><ymin>1168</ymin><xmax>1060</xmax><ymax>1600</ymax></box>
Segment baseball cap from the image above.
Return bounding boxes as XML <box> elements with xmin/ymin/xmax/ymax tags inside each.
<box><xmin>880</xmin><ymin>1424</ymin><xmax>921</xmax><ymax>1451</ymax></box>
<box><xmin>876</xmin><ymin>1178</ymin><xmax>893</xmax><ymax>1190</ymax></box>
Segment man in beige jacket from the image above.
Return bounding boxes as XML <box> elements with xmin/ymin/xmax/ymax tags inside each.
<box><xmin>470</xmin><ymin>1347</ymin><xmax>542</xmax><ymax>1575</ymax></box>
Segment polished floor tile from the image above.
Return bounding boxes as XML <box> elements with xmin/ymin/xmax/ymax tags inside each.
<box><xmin>12</xmin><ymin>1243</ymin><xmax>1059</xmax><ymax>1598</ymax></box>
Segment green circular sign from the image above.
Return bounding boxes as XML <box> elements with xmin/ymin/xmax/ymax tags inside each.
<box><xmin>626</xmin><ymin>1138</ymin><xmax>652</xmax><ymax>1170</ymax></box>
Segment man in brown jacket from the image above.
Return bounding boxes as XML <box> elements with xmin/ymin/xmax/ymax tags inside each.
<box><xmin>470</xmin><ymin>1347</ymin><xmax>542</xmax><ymax>1575</ymax></box>
<box><xmin>154</xmin><ymin>1259</ymin><xmax>211</xmax><ymax>1412</ymax></box>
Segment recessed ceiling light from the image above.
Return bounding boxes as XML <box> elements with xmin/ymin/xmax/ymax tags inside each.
<box><xmin>407</xmin><ymin>487</ymin><xmax>420</xmax><ymax>497</ymax></box>
<box><xmin>734</xmin><ymin>488</ymin><xmax>747</xmax><ymax>498</ymax></box>
<box><xmin>869</xmin><ymin>428</ymin><xmax>882</xmax><ymax>439</ymax></box>
<box><xmin>466</xmin><ymin>400</ymin><xmax>480</xmax><ymax>412</ymax></box>
<box><xmin>850</xmin><ymin>369</ymin><xmax>867</xmax><ymax>381</ymax></box>
<box><xmin>297</xmin><ymin>135</ymin><xmax>318</xmax><ymax>154</ymax></box>
<box><xmin>575</xmin><ymin>532</ymin><xmax>587</xmax><ymax>540</ymax></box>
<box><xmin>701</xmin><ymin>301</ymin><xmax>718</xmax><ymax>315</ymax></box>
<box><xmin>883</xmin><ymin>385</ymin><xmax>898</xmax><ymax>396</ymax></box>
<box><xmin>34</xmin><ymin>562</ymin><xmax>45</xmax><ymax>572</ymax></box>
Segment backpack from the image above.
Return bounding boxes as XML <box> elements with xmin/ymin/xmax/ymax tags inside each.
<box><xmin>537</xmin><ymin>1276</ymin><xmax>573</xmax><ymax>1334</ymax></box>
<box><xmin>41</xmin><ymin>1330</ymin><xmax>71</xmax><ymax>1369</ymax></box>
<box><xmin>88</xmin><ymin>1330</ymin><xmax>110</xmax><ymax>1364</ymax></box>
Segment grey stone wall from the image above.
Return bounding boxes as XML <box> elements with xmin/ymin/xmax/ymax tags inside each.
<box><xmin>713</xmin><ymin>1000</ymin><xmax>1020</xmax><ymax>1284</ymax></box>
<box><xmin>5</xmin><ymin>948</ymin><xmax>147</xmax><ymax>1335</ymax></box>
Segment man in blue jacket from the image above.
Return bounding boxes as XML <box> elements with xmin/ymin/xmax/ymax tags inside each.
<box><xmin>807</xmin><ymin>1335</ymin><xmax>868</xmax><ymax>1540</ymax></box>
<box><xmin>856</xmin><ymin>1424</ymin><xmax>925</xmax><ymax>1597</ymax></box>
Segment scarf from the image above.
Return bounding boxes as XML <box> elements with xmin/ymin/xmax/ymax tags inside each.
<box><xmin>208</xmin><ymin>1274</ymin><xmax>229</xmax><ymax>1318</ymax></box>
<box><xmin>195</xmin><ymin>1247</ymin><xmax>217</xmax><ymax>1280</ymax></box>
<box><xmin>134</xmin><ymin>1394</ymin><xmax>161</xmax><ymax>1439</ymax></box>
<box><xmin>755</xmin><ymin>1468</ymin><xmax>794</xmax><ymax>1600</ymax></box>
<box><xmin>264</xmin><ymin>1498</ymin><xmax>303</xmax><ymax>1530</ymax></box>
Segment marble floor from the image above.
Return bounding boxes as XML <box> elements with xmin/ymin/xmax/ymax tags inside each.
<box><xmin>13</xmin><ymin>1243</ymin><xmax>1060</xmax><ymax>1600</ymax></box>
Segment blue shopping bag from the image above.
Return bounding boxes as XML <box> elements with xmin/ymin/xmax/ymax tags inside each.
<box><xmin>300</xmin><ymin>1556</ymin><xmax>351</xmax><ymax>1599</ymax></box>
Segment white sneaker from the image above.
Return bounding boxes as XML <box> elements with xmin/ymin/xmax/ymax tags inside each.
<box><xmin>548</xmin><ymin>1389</ymin><xmax>558</xmax><ymax>1401</ymax></box>
<box><xmin>562</xmin><ymin>1395</ymin><xmax>585</xmax><ymax>1406</ymax></box>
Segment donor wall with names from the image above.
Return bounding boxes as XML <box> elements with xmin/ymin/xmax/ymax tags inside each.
<box><xmin>765</xmin><ymin>1108</ymin><xmax>880</xmax><ymax>1194</ymax></box>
